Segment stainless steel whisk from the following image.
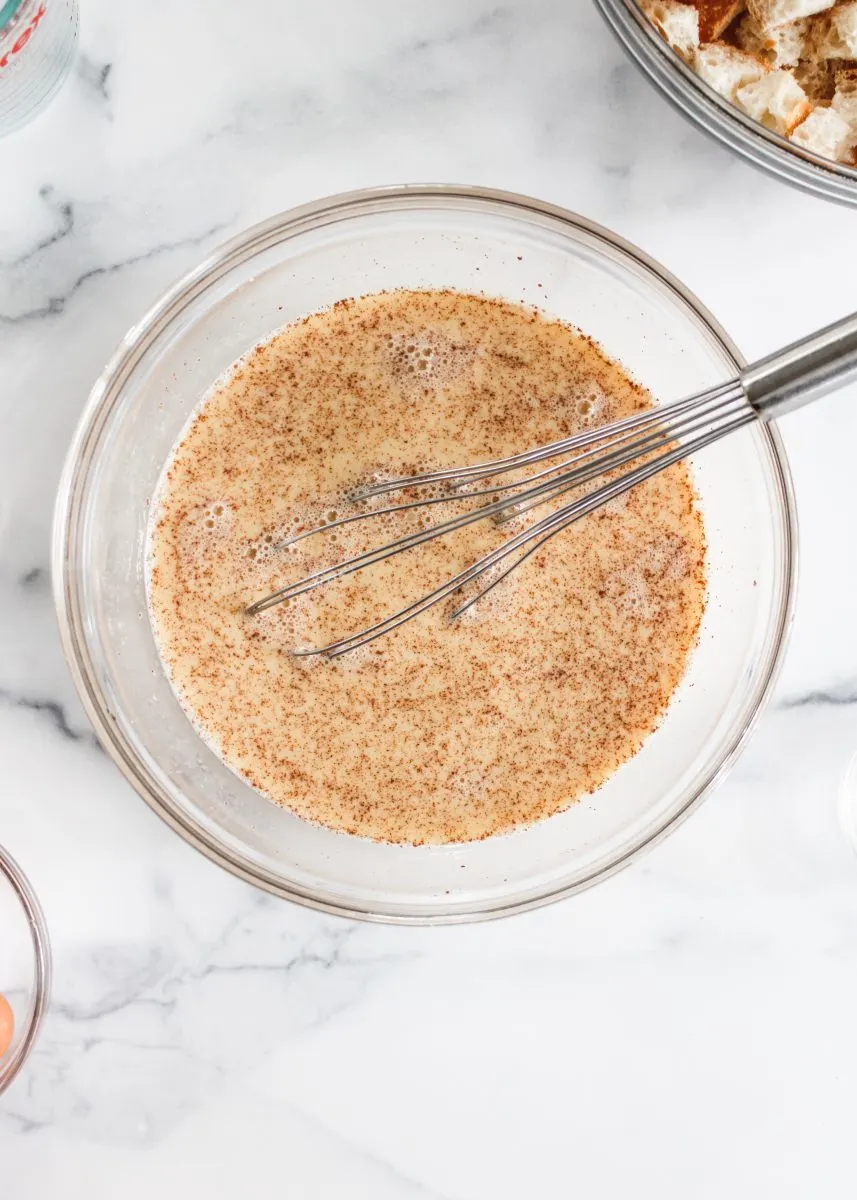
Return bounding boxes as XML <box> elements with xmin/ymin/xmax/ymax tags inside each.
<box><xmin>247</xmin><ymin>312</ymin><xmax>857</xmax><ymax>656</ymax></box>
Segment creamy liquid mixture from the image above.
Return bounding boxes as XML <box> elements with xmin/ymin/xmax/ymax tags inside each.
<box><xmin>147</xmin><ymin>290</ymin><xmax>706</xmax><ymax>845</ymax></box>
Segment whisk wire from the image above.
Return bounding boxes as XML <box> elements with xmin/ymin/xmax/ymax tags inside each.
<box><xmin>274</xmin><ymin>381</ymin><xmax>741</xmax><ymax>559</ymax></box>
<box><xmin>294</xmin><ymin>400</ymin><xmax>755</xmax><ymax>657</ymax></box>
<box><xmin>451</xmin><ymin>405</ymin><xmax>757</xmax><ymax>621</ymax></box>
<box><xmin>245</xmin><ymin>376</ymin><xmax>763</xmax><ymax>653</ymax></box>
<box><xmin>247</xmin><ymin>385</ymin><xmax>748</xmax><ymax>619</ymax></box>
<box><xmin>490</xmin><ymin>388</ymin><xmax>748</xmax><ymax>523</ymax></box>
<box><xmin>356</xmin><ymin>380</ymin><xmax>741</xmax><ymax>497</ymax></box>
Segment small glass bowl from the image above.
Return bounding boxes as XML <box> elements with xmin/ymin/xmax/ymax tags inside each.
<box><xmin>595</xmin><ymin>0</ymin><xmax>857</xmax><ymax>207</ymax></box>
<box><xmin>0</xmin><ymin>845</ymin><xmax>50</xmax><ymax>1094</ymax></box>
<box><xmin>0</xmin><ymin>0</ymin><xmax>79</xmax><ymax>137</ymax></box>
<box><xmin>53</xmin><ymin>185</ymin><xmax>797</xmax><ymax>923</ymax></box>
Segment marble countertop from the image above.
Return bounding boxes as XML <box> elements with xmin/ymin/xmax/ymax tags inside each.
<box><xmin>3</xmin><ymin>1</ymin><xmax>857</xmax><ymax>1195</ymax></box>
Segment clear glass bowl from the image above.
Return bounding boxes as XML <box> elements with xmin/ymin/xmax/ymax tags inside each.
<box><xmin>595</xmin><ymin>0</ymin><xmax>857</xmax><ymax>207</ymax></box>
<box><xmin>52</xmin><ymin>185</ymin><xmax>797</xmax><ymax>923</ymax></box>
<box><xmin>0</xmin><ymin>845</ymin><xmax>50</xmax><ymax>1093</ymax></box>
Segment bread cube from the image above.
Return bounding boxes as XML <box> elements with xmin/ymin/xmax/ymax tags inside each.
<box><xmin>694</xmin><ymin>41</ymin><xmax>769</xmax><ymax>98</ymax></box>
<box><xmin>811</xmin><ymin>2</ymin><xmax>857</xmax><ymax>59</ymax></box>
<box><xmin>790</xmin><ymin>103</ymin><xmax>854</xmax><ymax>158</ymax></box>
<box><xmin>747</xmin><ymin>0</ymin><xmax>834</xmax><ymax>31</ymax></box>
<box><xmin>734</xmin><ymin>12</ymin><xmax>808</xmax><ymax>64</ymax></box>
<box><xmin>642</xmin><ymin>0</ymin><xmax>700</xmax><ymax>59</ymax></box>
<box><xmin>735</xmin><ymin>67</ymin><xmax>812</xmax><ymax>130</ymax></box>
<box><xmin>694</xmin><ymin>1</ymin><xmax>747</xmax><ymax>42</ymax></box>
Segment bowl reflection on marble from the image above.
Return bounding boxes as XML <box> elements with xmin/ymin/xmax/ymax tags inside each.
<box><xmin>52</xmin><ymin>185</ymin><xmax>796</xmax><ymax>923</ymax></box>
<box><xmin>595</xmin><ymin>0</ymin><xmax>857</xmax><ymax>207</ymax></box>
<box><xmin>0</xmin><ymin>845</ymin><xmax>51</xmax><ymax>1094</ymax></box>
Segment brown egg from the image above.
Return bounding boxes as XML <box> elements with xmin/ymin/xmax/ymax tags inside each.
<box><xmin>0</xmin><ymin>993</ymin><xmax>14</xmax><ymax>1058</ymax></box>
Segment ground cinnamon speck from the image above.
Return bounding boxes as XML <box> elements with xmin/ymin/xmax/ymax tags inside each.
<box><xmin>147</xmin><ymin>290</ymin><xmax>706</xmax><ymax>845</ymax></box>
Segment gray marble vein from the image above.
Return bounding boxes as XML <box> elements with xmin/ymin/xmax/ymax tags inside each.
<box><xmin>18</xmin><ymin>566</ymin><xmax>48</xmax><ymax>590</ymax></box>
<box><xmin>0</xmin><ymin>687</ymin><xmax>91</xmax><ymax>744</ymax></box>
<box><xmin>780</xmin><ymin>684</ymin><xmax>857</xmax><ymax>709</ymax></box>
<box><xmin>76</xmin><ymin>56</ymin><xmax>112</xmax><ymax>104</ymax></box>
<box><xmin>4</xmin><ymin>186</ymin><xmax>75</xmax><ymax>269</ymax></box>
<box><xmin>0</xmin><ymin>219</ymin><xmax>230</xmax><ymax>325</ymax></box>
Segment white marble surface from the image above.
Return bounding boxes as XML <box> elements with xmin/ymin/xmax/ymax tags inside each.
<box><xmin>2</xmin><ymin>1</ymin><xmax>857</xmax><ymax>1195</ymax></box>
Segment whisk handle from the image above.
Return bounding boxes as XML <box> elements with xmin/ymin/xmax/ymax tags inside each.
<box><xmin>741</xmin><ymin>310</ymin><xmax>857</xmax><ymax>420</ymax></box>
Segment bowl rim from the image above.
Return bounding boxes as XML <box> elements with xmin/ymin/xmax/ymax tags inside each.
<box><xmin>0</xmin><ymin>844</ymin><xmax>51</xmax><ymax>1093</ymax></box>
<box><xmin>594</xmin><ymin>0</ymin><xmax>857</xmax><ymax>207</ymax></box>
<box><xmin>51</xmin><ymin>183</ymin><xmax>798</xmax><ymax>924</ymax></box>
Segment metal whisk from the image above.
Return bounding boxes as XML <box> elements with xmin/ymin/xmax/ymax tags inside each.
<box><xmin>247</xmin><ymin>312</ymin><xmax>857</xmax><ymax>656</ymax></box>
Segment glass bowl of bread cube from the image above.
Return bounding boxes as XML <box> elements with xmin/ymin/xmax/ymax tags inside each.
<box><xmin>596</xmin><ymin>0</ymin><xmax>857</xmax><ymax>204</ymax></box>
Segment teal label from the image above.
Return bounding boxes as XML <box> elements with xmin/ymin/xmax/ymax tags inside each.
<box><xmin>0</xmin><ymin>0</ymin><xmax>24</xmax><ymax>35</ymax></box>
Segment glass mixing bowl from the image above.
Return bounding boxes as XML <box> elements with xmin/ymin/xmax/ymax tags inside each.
<box><xmin>595</xmin><ymin>0</ymin><xmax>857</xmax><ymax>207</ymax></box>
<box><xmin>0</xmin><ymin>845</ymin><xmax>51</xmax><ymax>1094</ymax></box>
<box><xmin>53</xmin><ymin>185</ymin><xmax>796</xmax><ymax>923</ymax></box>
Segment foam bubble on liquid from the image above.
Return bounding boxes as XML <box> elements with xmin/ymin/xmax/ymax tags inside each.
<box><xmin>177</xmin><ymin>500</ymin><xmax>234</xmax><ymax>564</ymax></box>
<box><xmin>602</xmin><ymin>530</ymin><xmax>692</xmax><ymax>622</ymax></box>
<box><xmin>562</xmin><ymin>382</ymin><xmax>609</xmax><ymax>427</ymax></box>
<box><xmin>447</xmin><ymin>763</ymin><xmax>486</xmax><ymax>805</ymax></box>
<box><xmin>603</xmin><ymin>566</ymin><xmax>656</xmax><ymax>621</ymax></box>
<box><xmin>386</xmin><ymin>329</ymin><xmax>476</xmax><ymax>393</ymax></box>
<box><xmin>640</xmin><ymin>532</ymin><xmax>692</xmax><ymax>584</ymax></box>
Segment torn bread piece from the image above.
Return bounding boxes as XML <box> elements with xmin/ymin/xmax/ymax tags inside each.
<box><xmin>735</xmin><ymin>68</ymin><xmax>812</xmax><ymax>130</ymax></box>
<box><xmin>834</xmin><ymin>61</ymin><xmax>857</xmax><ymax>89</ymax></box>
<box><xmin>790</xmin><ymin>104</ymin><xmax>855</xmax><ymax>158</ymax></box>
<box><xmin>694</xmin><ymin>41</ymin><xmax>770</xmax><ymax>98</ymax></box>
<box><xmin>794</xmin><ymin>53</ymin><xmax>836</xmax><ymax>98</ymax></box>
<box><xmin>733</xmin><ymin>12</ymin><xmax>808</xmax><ymax>65</ymax></box>
<box><xmin>747</xmin><ymin>0</ymin><xmax>834</xmax><ymax>30</ymax></box>
<box><xmin>832</xmin><ymin>63</ymin><xmax>857</xmax><ymax>124</ymax></box>
<box><xmin>693</xmin><ymin>1</ymin><xmax>747</xmax><ymax>42</ymax></box>
<box><xmin>642</xmin><ymin>0</ymin><xmax>700</xmax><ymax>59</ymax></box>
<box><xmin>810</xmin><ymin>2</ymin><xmax>857</xmax><ymax>59</ymax></box>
